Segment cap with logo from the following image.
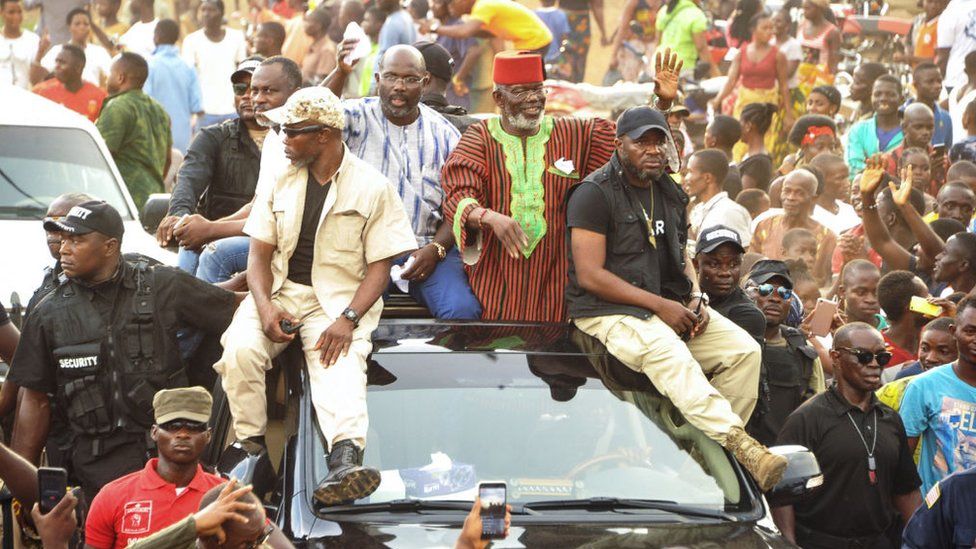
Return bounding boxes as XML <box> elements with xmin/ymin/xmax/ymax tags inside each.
<box><xmin>153</xmin><ymin>386</ymin><xmax>213</xmax><ymax>425</ymax></box>
<box><xmin>748</xmin><ymin>259</ymin><xmax>794</xmax><ymax>289</ymax></box>
<box><xmin>257</xmin><ymin>86</ymin><xmax>345</xmax><ymax>130</ymax></box>
<box><xmin>695</xmin><ymin>225</ymin><xmax>745</xmax><ymax>255</ymax></box>
<box><xmin>43</xmin><ymin>200</ymin><xmax>124</xmax><ymax>240</ymax></box>
<box><xmin>231</xmin><ymin>56</ymin><xmax>264</xmax><ymax>83</ymax></box>
<box><xmin>616</xmin><ymin>106</ymin><xmax>671</xmax><ymax>140</ymax></box>
<box><xmin>414</xmin><ymin>41</ymin><xmax>454</xmax><ymax>82</ymax></box>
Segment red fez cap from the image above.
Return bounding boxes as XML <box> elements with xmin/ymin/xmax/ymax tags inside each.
<box><xmin>493</xmin><ymin>51</ymin><xmax>545</xmax><ymax>86</ymax></box>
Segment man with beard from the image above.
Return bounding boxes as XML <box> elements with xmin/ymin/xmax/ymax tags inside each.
<box><xmin>692</xmin><ymin>225</ymin><xmax>765</xmax><ymax>342</ymax></box>
<box><xmin>440</xmin><ymin>50</ymin><xmax>618</xmax><ymax>321</ymax></box>
<box><xmin>157</xmin><ymin>58</ymin><xmax>265</xmax><ymax>280</ymax></box>
<box><xmin>158</xmin><ymin>56</ymin><xmax>303</xmax><ymax>284</ymax></box>
<box><xmin>96</xmin><ymin>52</ymin><xmax>173</xmax><ymax>210</ymax></box>
<box><xmin>772</xmin><ymin>323</ymin><xmax>921</xmax><ymax>548</ymax></box>
<box><xmin>565</xmin><ymin>105</ymin><xmax>785</xmax><ymax>491</ymax></box>
<box><xmin>321</xmin><ymin>43</ymin><xmax>480</xmax><ymax>319</ymax></box>
<box><xmin>751</xmin><ymin>169</ymin><xmax>837</xmax><ymax>285</ymax></box>
<box><xmin>932</xmin><ymin>232</ymin><xmax>976</xmax><ymax>295</ymax></box>
<box><xmin>213</xmin><ymin>87</ymin><xmax>416</xmax><ymax>505</ymax></box>
<box><xmin>32</xmin><ymin>44</ymin><xmax>106</xmax><ymax>122</ymax></box>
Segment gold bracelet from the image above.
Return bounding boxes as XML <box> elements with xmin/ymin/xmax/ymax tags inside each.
<box><xmin>431</xmin><ymin>242</ymin><xmax>446</xmax><ymax>260</ymax></box>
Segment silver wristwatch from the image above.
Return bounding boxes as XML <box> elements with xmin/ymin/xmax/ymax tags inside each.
<box><xmin>341</xmin><ymin>307</ymin><xmax>360</xmax><ymax>327</ymax></box>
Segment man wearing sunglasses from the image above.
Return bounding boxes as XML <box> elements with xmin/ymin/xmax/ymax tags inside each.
<box><xmin>773</xmin><ymin>322</ymin><xmax>922</xmax><ymax>548</ymax></box>
<box><xmin>215</xmin><ymin>87</ymin><xmax>416</xmax><ymax>506</ymax></box>
<box><xmin>84</xmin><ymin>387</ymin><xmax>225</xmax><ymax>549</ymax></box>
<box><xmin>159</xmin><ymin>56</ymin><xmax>266</xmax><ymax>281</ymax></box>
<box><xmin>744</xmin><ymin>260</ymin><xmax>826</xmax><ymax>446</ymax></box>
<box><xmin>899</xmin><ymin>297</ymin><xmax>976</xmax><ymax>496</ymax></box>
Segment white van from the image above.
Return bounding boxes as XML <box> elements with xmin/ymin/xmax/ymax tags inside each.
<box><xmin>0</xmin><ymin>85</ymin><xmax>175</xmax><ymax>312</ymax></box>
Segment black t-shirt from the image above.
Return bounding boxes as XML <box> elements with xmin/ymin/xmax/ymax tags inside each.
<box><xmin>723</xmin><ymin>164</ymin><xmax>743</xmax><ymax>200</ymax></box>
<box><xmin>288</xmin><ymin>173</ymin><xmax>332</xmax><ymax>286</ymax></box>
<box><xmin>559</xmin><ymin>0</ymin><xmax>590</xmax><ymax>10</ymax></box>
<box><xmin>568</xmin><ymin>178</ymin><xmax>685</xmax><ymax>300</ymax></box>
<box><xmin>738</xmin><ymin>154</ymin><xmax>774</xmax><ymax>193</ymax></box>
<box><xmin>709</xmin><ymin>287</ymin><xmax>765</xmax><ymax>342</ymax></box>
<box><xmin>776</xmin><ymin>386</ymin><xmax>921</xmax><ymax>539</ymax></box>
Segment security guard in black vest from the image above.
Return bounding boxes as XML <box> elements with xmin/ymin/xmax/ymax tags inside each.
<box><xmin>7</xmin><ymin>201</ymin><xmax>240</xmax><ymax>502</ymax></box>
<box><xmin>744</xmin><ymin>260</ymin><xmax>826</xmax><ymax>446</ymax></box>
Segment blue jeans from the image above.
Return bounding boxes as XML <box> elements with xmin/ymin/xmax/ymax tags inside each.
<box><xmin>390</xmin><ymin>248</ymin><xmax>481</xmax><ymax>319</ymax></box>
<box><xmin>198</xmin><ymin>236</ymin><xmax>250</xmax><ymax>283</ymax></box>
<box><xmin>177</xmin><ymin>247</ymin><xmax>200</xmax><ymax>275</ymax></box>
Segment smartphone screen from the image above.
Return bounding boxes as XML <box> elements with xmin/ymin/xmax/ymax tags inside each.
<box><xmin>479</xmin><ymin>482</ymin><xmax>506</xmax><ymax>540</ymax></box>
<box><xmin>38</xmin><ymin>467</ymin><xmax>67</xmax><ymax>514</ymax></box>
<box><xmin>808</xmin><ymin>299</ymin><xmax>837</xmax><ymax>338</ymax></box>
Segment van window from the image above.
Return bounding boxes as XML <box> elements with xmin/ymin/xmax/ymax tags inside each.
<box><xmin>0</xmin><ymin>126</ymin><xmax>133</xmax><ymax>219</ymax></box>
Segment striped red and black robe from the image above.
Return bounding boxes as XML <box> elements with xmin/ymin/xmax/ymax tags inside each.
<box><xmin>442</xmin><ymin>116</ymin><xmax>616</xmax><ymax>322</ymax></box>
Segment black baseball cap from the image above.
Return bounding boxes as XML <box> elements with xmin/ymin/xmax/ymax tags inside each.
<box><xmin>616</xmin><ymin>106</ymin><xmax>670</xmax><ymax>140</ymax></box>
<box><xmin>413</xmin><ymin>41</ymin><xmax>454</xmax><ymax>82</ymax></box>
<box><xmin>695</xmin><ymin>225</ymin><xmax>745</xmax><ymax>255</ymax></box>
<box><xmin>43</xmin><ymin>200</ymin><xmax>124</xmax><ymax>240</ymax></box>
<box><xmin>231</xmin><ymin>56</ymin><xmax>263</xmax><ymax>83</ymax></box>
<box><xmin>748</xmin><ymin>259</ymin><xmax>794</xmax><ymax>289</ymax></box>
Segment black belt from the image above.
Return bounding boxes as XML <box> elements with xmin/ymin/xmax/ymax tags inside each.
<box><xmin>796</xmin><ymin>524</ymin><xmax>889</xmax><ymax>549</ymax></box>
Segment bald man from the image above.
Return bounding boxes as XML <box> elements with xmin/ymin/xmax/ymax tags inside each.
<box><xmin>320</xmin><ymin>44</ymin><xmax>481</xmax><ymax>319</ymax></box>
<box><xmin>884</xmin><ymin>103</ymin><xmax>946</xmax><ymax>190</ymax></box>
<box><xmin>752</xmin><ymin>170</ymin><xmax>838</xmax><ymax>285</ymax></box>
<box><xmin>837</xmin><ymin>259</ymin><xmax>884</xmax><ymax>329</ymax></box>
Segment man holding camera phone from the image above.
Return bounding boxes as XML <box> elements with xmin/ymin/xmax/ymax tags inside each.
<box><xmin>213</xmin><ymin>86</ymin><xmax>416</xmax><ymax>506</ymax></box>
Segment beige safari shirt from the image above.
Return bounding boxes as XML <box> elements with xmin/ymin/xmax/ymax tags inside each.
<box><xmin>245</xmin><ymin>145</ymin><xmax>417</xmax><ymax>335</ymax></box>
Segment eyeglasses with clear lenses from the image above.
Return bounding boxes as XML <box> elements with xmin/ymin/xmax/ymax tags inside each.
<box><xmin>836</xmin><ymin>347</ymin><xmax>893</xmax><ymax>367</ymax></box>
<box><xmin>499</xmin><ymin>85</ymin><xmax>549</xmax><ymax>102</ymax></box>
<box><xmin>379</xmin><ymin>74</ymin><xmax>424</xmax><ymax>86</ymax></box>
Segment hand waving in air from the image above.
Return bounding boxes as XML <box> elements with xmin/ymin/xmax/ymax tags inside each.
<box><xmin>889</xmin><ymin>165</ymin><xmax>914</xmax><ymax>206</ymax></box>
<box><xmin>653</xmin><ymin>48</ymin><xmax>684</xmax><ymax>106</ymax></box>
<box><xmin>859</xmin><ymin>154</ymin><xmax>887</xmax><ymax>197</ymax></box>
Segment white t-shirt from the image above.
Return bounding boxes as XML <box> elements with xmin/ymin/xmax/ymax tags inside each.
<box><xmin>689</xmin><ymin>192</ymin><xmax>754</xmax><ymax>247</ymax></box>
<box><xmin>0</xmin><ymin>30</ymin><xmax>40</xmax><ymax>88</ymax></box>
<box><xmin>937</xmin><ymin>0</ymin><xmax>976</xmax><ymax>89</ymax></box>
<box><xmin>773</xmin><ymin>36</ymin><xmax>803</xmax><ymax>89</ymax></box>
<box><xmin>949</xmin><ymin>85</ymin><xmax>976</xmax><ymax>145</ymax></box>
<box><xmin>812</xmin><ymin>201</ymin><xmax>860</xmax><ymax>234</ymax></box>
<box><xmin>118</xmin><ymin>19</ymin><xmax>159</xmax><ymax>60</ymax></box>
<box><xmin>41</xmin><ymin>42</ymin><xmax>112</xmax><ymax>86</ymax></box>
<box><xmin>181</xmin><ymin>28</ymin><xmax>246</xmax><ymax>116</ymax></box>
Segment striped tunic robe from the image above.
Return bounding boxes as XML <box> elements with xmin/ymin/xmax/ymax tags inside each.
<box><xmin>442</xmin><ymin>116</ymin><xmax>616</xmax><ymax>322</ymax></box>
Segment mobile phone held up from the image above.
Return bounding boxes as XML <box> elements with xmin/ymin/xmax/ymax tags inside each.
<box><xmin>909</xmin><ymin>296</ymin><xmax>943</xmax><ymax>318</ymax></box>
<box><xmin>808</xmin><ymin>299</ymin><xmax>838</xmax><ymax>338</ymax></box>
<box><xmin>479</xmin><ymin>481</ymin><xmax>507</xmax><ymax>540</ymax></box>
<box><xmin>38</xmin><ymin>467</ymin><xmax>68</xmax><ymax>514</ymax></box>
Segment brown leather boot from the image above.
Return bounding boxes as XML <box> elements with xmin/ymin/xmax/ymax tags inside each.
<box><xmin>724</xmin><ymin>426</ymin><xmax>788</xmax><ymax>492</ymax></box>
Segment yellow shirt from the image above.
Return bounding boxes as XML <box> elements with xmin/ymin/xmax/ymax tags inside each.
<box><xmin>245</xmin><ymin>145</ymin><xmax>417</xmax><ymax>334</ymax></box>
<box><xmin>469</xmin><ymin>0</ymin><xmax>553</xmax><ymax>51</ymax></box>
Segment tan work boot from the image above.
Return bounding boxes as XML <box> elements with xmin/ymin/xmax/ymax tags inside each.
<box><xmin>724</xmin><ymin>426</ymin><xmax>788</xmax><ymax>492</ymax></box>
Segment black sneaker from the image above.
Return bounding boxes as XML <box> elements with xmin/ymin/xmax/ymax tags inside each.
<box><xmin>313</xmin><ymin>440</ymin><xmax>381</xmax><ymax>506</ymax></box>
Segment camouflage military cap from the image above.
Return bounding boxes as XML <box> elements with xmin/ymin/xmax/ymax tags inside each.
<box><xmin>258</xmin><ymin>87</ymin><xmax>345</xmax><ymax>131</ymax></box>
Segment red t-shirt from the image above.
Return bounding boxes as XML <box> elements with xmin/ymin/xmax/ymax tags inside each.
<box><xmin>32</xmin><ymin>78</ymin><xmax>107</xmax><ymax>122</ymax></box>
<box><xmin>84</xmin><ymin>458</ymin><xmax>224</xmax><ymax>549</ymax></box>
<box><xmin>883</xmin><ymin>331</ymin><xmax>917</xmax><ymax>369</ymax></box>
<box><xmin>831</xmin><ymin>224</ymin><xmax>883</xmax><ymax>274</ymax></box>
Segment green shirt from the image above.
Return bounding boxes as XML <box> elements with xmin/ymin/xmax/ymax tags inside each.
<box><xmin>126</xmin><ymin>516</ymin><xmax>274</xmax><ymax>548</ymax></box>
<box><xmin>655</xmin><ymin>0</ymin><xmax>708</xmax><ymax>71</ymax></box>
<box><xmin>96</xmin><ymin>89</ymin><xmax>172</xmax><ymax>209</ymax></box>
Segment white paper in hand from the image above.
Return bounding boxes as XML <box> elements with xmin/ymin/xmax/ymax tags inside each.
<box><xmin>389</xmin><ymin>255</ymin><xmax>415</xmax><ymax>293</ymax></box>
<box><xmin>343</xmin><ymin>22</ymin><xmax>371</xmax><ymax>67</ymax></box>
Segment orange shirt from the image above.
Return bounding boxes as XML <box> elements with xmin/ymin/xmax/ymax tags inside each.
<box><xmin>914</xmin><ymin>17</ymin><xmax>938</xmax><ymax>62</ymax></box>
<box><xmin>32</xmin><ymin>79</ymin><xmax>107</xmax><ymax>122</ymax></box>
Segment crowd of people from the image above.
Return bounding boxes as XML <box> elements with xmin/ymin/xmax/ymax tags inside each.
<box><xmin>3</xmin><ymin>0</ymin><xmax>976</xmax><ymax>546</ymax></box>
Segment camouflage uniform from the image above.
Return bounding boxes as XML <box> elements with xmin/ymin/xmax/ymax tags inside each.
<box><xmin>96</xmin><ymin>89</ymin><xmax>172</xmax><ymax>209</ymax></box>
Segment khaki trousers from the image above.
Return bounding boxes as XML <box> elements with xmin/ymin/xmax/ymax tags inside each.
<box><xmin>574</xmin><ymin>307</ymin><xmax>761</xmax><ymax>444</ymax></box>
<box><xmin>214</xmin><ymin>280</ymin><xmax>370</xmax><ymax>450</ymax></box>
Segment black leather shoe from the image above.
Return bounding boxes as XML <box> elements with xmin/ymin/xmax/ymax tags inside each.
<box><xmin>314</xmin><ymin>440</ymin><xmax>381</xmax><ymax>506</ymax></box>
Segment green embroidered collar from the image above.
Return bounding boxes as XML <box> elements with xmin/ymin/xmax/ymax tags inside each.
<box><xmin>487</xmin><ymin>116</ymin><xmax>554</xmax><ymax>258</ymax></box>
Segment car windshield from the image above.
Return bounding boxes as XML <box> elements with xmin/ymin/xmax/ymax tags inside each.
<box><xmin>311</xmin><ymin>340</ymin><xmax>751</xmax><ymax>514</ymax></box>
<box><xmin>0</xmin><ymin>126</ymin><xmax>132</xmax><ymax>219</ymax></box>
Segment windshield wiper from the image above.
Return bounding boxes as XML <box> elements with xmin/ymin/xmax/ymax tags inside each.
<box><xmin>521</xmin><ymin>497</ymin><xmax>736</xmax><ymax>521</ymax></box>
<box><xmin>0</xmin><ymin>205</ymin><xmax>46</xmax><ymax>219</ymax></box>
<box><xmin>319</xmin><ymin>499</ymin><xmax>487</xmax><ymax>515</ymax></box>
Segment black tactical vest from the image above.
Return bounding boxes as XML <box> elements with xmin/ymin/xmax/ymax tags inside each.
<box><xmin>198</xmin><ymin>119</ymin><xmax>261</xmax><ymax>220</ymax></box>
<box><xmin>750</xmin><ymin>326</ymin><xmax>818</xmax><ymax>445</ymax></box>
<box><xmin>45</xmin><ymin>259</ymin><xmax>187</xmax><ymax>436</ymax></box>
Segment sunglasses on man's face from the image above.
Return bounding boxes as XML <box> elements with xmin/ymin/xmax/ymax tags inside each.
<box><xmin>233</xmin><ymin>82</ymin><xmax>250</xmax><ymax>96</ymax></box>
<box><xmin>281</xmin><ymin>124</ymin><xmax>329</xmax><ymax>138</ymax></box>
<box><xmin>751</xmin><ymin>283</ymin><xmax>793</xmax><ymax>300</ymax></box>
<box><xmin>159</xmin><ymin>419</ymin><xmax>209</xmax><ymax>433</ymax></box>
<box><xmin>836</xmin><ymin>347</ymin><xmax>893</xmax><ymax>367</ymax></box>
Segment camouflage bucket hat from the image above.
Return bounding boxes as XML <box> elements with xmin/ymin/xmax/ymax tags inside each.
<box><xmin>257</xmin><ymin>87</ymin><xmax>345</xmax><ymax>131</ymax></box>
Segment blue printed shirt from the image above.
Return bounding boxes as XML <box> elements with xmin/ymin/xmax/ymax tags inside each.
<box><xmin>341</xmin><ymin>98</ymin><xmax>461</xmax><ymax>246</ymax></box>
<box><xmin>899</xmin><ymin>364</ymin><xmax>976</xmax><ymax>494</ymax></box>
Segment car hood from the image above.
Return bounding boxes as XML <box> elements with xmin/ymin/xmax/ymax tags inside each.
<box><xmin>294</xmin><ymin>520</ymin><xmax>792</xmax><ymax>548</ymax></box>
<box><xmin>0</xmin><ymin>219</ymin><xmax>175</xmax><ymax>309</ymax></box>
